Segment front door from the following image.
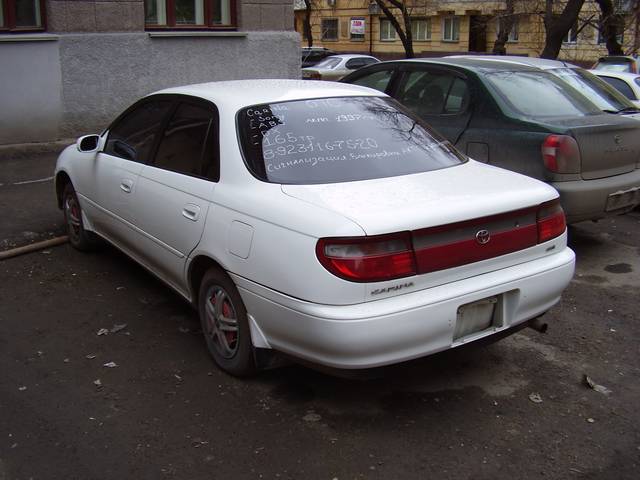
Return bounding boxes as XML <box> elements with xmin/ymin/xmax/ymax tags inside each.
<box><xmin>85</xmin><ymin>99</ymin><xmax>174</xmax><ymax>246</ymax></box>
<box><xmin>469</xmin><ymin>16</ymin><xmax>488</xmax><ymax>53</ymax></box>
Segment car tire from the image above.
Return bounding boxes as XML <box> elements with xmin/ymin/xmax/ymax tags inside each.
<box><xmin>62</xmin><ymin>183</ymin><xmax>100</xmax><ymax>251</ymax></box>
<box><xmin>198</xmin><ymin>268</ymin><xmax>257</xmax><ymax>376</ymax></box>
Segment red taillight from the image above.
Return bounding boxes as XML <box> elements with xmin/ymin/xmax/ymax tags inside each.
<box><xmin>316</xmin><ymin>233</ymin><xmax>416</xmax><ymax>282</ymax></box>
<box><xmin>537</xmin><ymin>199</ymin><xmax>566</xmax><ymax>242</ymax></box>
<box><xmin>317</xmin><ymin>200</ymin><xmax>566</xmax><ymax>282</ymax></box>
<box><xmin>542</xmin><ymin>135</ymin><xmax>581</xmax><ymax>173</ymax></box>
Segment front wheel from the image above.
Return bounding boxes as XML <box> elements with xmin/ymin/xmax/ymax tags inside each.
<box><xmin>62</xmin><ymin>184</ymin><xmax>99</xmax><ymax>251</ymax></box>
<box><xmin>198</xmin><ymin>268</ymin><xmax>256</xmax><ymax>376</ymax></box>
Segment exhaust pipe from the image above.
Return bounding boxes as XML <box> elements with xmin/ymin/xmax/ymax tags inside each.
<box><xmin>528</xmin><ymin>316</ymin><xmax>548</xmax><ymax>334</ymax></box>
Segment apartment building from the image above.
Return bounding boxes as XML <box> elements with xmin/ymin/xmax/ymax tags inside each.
<box><xmin>295</xmin><ymin>0</ymin><xmax>638</xmax><ymax>62</ymax></box>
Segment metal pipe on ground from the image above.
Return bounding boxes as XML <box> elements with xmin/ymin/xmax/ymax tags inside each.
<box><xmin>0</xmin><ymin>236</ymin><xmax>68</xmax><ymax>261</ymax></box>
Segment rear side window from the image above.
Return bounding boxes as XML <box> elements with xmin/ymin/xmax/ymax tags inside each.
<box><xmin>237</xmin><ymin>96</ymin><xmax>466</xmax><ymax>185</ymax></box>
<box><xmin>105</xmin><ymin>100</ymin><xmax>173</xmax><ymax>163</ymax></box>
<box><xmin>153</xmin><ymin>102</ymin><xmax>219</xmax><ymax>181</ymax></box>
<box><xmin>396</xmin><ymin>71</ymin><xmax>469</xmax><ymax>116</ymax></box>
<box><xmin>315</xmin><ymin>57</ymin><xmax>341</xmax><ymax>69</ymax></box>
<box><xmin>349</xmin><ymin>69</ymin><xmax>394</xmax><ymax>92</ymax></box>
<box><xmin>599</xmin><ymin>76</ymin><xmax>637</xmax><ymax>100</ymax></box>
<box><xmin>486</xmin><ymin>71</ymin><xmax>601</xmax><ymax>117</ymax></box>
<box><xmin>345</xmin><ymin>58</ymin><xmax>377</xmax><ymax>69</ymax></box>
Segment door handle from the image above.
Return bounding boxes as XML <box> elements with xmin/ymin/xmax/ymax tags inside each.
<box><xmin>182</xmin><ymin>204</ymin><xmax>201</xmax><ymax>222</ymax></box>
<box><xmin>120</xmin><ymin>179</ymin><xmax>134</xmax><ymax>193</ymax></box>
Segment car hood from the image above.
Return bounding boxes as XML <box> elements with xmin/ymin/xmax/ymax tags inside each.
<box><xmin>281</xmin><ymin>160</ymin><xmax>557</xmax><ymax>235</ymax></box>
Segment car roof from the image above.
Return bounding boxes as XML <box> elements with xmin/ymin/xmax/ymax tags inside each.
<box><xmin>445</xmin><ymin>55</ymin><xmax>579</xmax><ymax>70</ymax></box>
<box><xmin>153</xmin><ymin>79</ymin><xmax>384</xmax><ymax>110</ymax></box>
<box><xmin>375</xmin><ymin>57</ymin><xmax>546</xmax><ymax>73</ymax></box>
<box><xmin>590</xmin><ymin>70</ymin><xmax>640</xmax><ymax>80</ymax></box>
<box><xmin>329</xmin><ymin>54</ymin><xmax>378</xmax><ymax>60</ymax></box>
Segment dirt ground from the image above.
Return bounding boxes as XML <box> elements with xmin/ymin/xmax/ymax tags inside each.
<box><xmin>0</xmin><ymin>152</ymin><xmax>639</xmax><ymax>479</ymax></box>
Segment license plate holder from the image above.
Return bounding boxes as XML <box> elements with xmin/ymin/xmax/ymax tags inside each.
<box><xmin>454</xmin><ymin>296</ymin><xmax>498</xmax><ymax>340</ymax></box>
<box><xmin>605</xmin><ymin>186</ymin><xmax>640</xmax><ymax>213</ymax></box>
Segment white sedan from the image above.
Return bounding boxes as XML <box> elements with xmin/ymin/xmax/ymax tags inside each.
<box><xmin>54</xmin><ymin>80</ymin><xmax>575</xmax><ymax>376</ymax></box>
<box><xmin>591</xmin><ymin>70</ymin><xmax>640</xmax><ymax>108</ymax></box>
<box><xmin>302</xmin><ymin>54</ymin><xmax>379</xmax><ymax>81</ymax></box>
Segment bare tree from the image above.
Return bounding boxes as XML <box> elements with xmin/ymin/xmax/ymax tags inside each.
<box><xmin>303</xmin><ymin>0</ymin><xmax>314</xmax><ymax>48</ymax></box>
<box><xmin>373</xmin><ymin>0</ymin><xmax>417</xmax><ymax>58</ymax></box>
<box><xmin>595</xmin><ymin>0</ymin><xmax>624</xmax><ymax>54</ymax></box>
<box><xmin>493</xmin><ymin>0</ymin><xmax>517</xmax><ymax>55</ymax></box>
<box><xmin>541</xmin><ymin>0</ymin><xmax>587</xmax><ymax>59</ymax></box>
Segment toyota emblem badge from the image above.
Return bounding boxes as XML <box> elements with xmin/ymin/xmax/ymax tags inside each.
<box><xmin>475</xmin><ymin>229</ymin><xmax>491</xmax><ymax>245</ymax></box>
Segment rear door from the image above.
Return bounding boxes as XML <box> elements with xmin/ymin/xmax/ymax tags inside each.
<box><xmin>342</xmin><ymin>64</ymin><xmax>401</xmax><ymax>94</ymax></box>
<box><xmin>391</xmin><ymin>65</ymin><xmax>473</xmax><ymax>144</ymax></box>
<box><xmin>131</xmin><ymin>97</ymin><xmax>220</xmax><ymax>291</ymax></box>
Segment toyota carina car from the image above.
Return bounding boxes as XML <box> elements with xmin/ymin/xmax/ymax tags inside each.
<box><xmin>55</xmin><ymin>80</ymin><xmax>575</xmax><ymax>376</ymax></box>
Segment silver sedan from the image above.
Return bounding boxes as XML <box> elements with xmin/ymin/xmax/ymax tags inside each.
<box><xmin>302</xmin><ymin>54</ymin><xmax>380</xmax><ymax>81</ymax></box>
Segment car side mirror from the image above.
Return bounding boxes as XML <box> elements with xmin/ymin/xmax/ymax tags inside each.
<box><xmin>76</xmin><ymin>134</ymin><xmax>100</xmax><ymax>153</ymax></box>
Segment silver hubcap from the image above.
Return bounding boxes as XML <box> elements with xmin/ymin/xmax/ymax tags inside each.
<box><xmin>64</xmin><ymin>194</ymin><xmax>82</xmax><ymax>243</ymax></box>
<box><xmin>204</xmin><ymin>286</ymin><xmax>239</xmax><ymax>359</ymax></box>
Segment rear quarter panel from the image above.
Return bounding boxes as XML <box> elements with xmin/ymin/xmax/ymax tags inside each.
<box><xmin>190</xmin><ymin>180</ymin><xmax>369</xmax><ymax>305</ymax></box>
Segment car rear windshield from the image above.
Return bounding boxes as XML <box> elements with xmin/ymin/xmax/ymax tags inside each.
<box><xmin>237</xmin><ymin>96</ymin><xmax>466</xmax><ymax>185</ymax></box>
<box><xmin>550</xmin><ymin>68</ymin><xmax>637</xmax><ymax>112</ymax></box>
<box><xmin>486</xmin><ymin>71</ymin><xmax>602</xmax><ymax>118</ymax></box>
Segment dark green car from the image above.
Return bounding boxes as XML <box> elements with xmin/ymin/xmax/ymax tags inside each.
<box><xmin>341</xmin><ymin>58</ymin><xmax>640</xmax><ymax>223</ymax></box>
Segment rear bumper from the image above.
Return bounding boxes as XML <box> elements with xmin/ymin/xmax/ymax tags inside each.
<box><xmin>552</xmin><ymin>168</ymin><xmax>640</xmax><ymax>223</ymax></box>
<box><xmin>232</xmin><ymin>247</ymin><xmax>575</xmax><ymax>369</ymax></box>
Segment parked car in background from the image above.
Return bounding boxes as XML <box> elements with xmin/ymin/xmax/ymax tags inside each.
<box><xmin>54</xmin><ymin>80</ymin><xmax>575</xmax><ymax>376</ymax></box>
<box><xmin>302</xmin><ymin>54</ymin><xmax>379</xmax><ymax>81</ymax></box>
<box><xmin>592</xmin><ymin>55</ymin><xmax>639</xmax><ymax>74</ymax></box>
<box><xmin>590</xmin><ymin>70</ymin><xmax>640</xmax><ymax>108</ymax></box>
<box><xmin>448</xmin><ymin>55</ymin><xmax>640</xmax><ymax>120</ymax></box>
<box><xmin>301</xmin><ymin>47</ymin><xmax>336</xmax><ymax>68</ymax></box>
<box><xmin>342</xmin><ymin>58</ymin><xmax>640</xmax><ymax>223</ymax></box>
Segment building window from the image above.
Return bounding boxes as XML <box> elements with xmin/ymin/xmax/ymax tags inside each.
<box><xmin>321</xmin><ymin>18</ymin><xmax>338</xmax><ymax>41</ymax></box>
<box><xmin>145</xmin><ymin>0</ymin><xmax>235</xmax><ymax>28</ymax></box>
<box><xmin>380</xmin><ymin>18</ymin><xmax>396</xmax><ymax>41</ymax></box>
<box><xmin>597</xmin><ymin>15</ymin><xmax>624</xmax><ymax>44</ymax></box>
<box><xmin>497</xmin><ymin>16</ymin><xmax>519</xmax><ymax>42</ymax></box>
<box><xmin>442</xmin><ymin>16</ymin><xmax>460</xmax><ymax>42</ymax></box>
<box><xmin>350</xmin><ymin>17</ymin><xmax>365</xmax><ymax>41</ymax></box>
<box><xmin>563</xmin><ymin>22</ymin><xmax>578</xmax><ymax>44</ymax></box>
<box><xmin>0</xmin><ymin>0</ymin><xmax>45</xmax><ymax>31</ymax></box>
<box><xmin>412</xmin><ymin>18</ymin><xmax>431</xmax><ymax>41</ymax></box>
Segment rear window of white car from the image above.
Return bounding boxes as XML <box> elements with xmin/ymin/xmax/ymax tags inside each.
<box><xmin>237</xmin><ymin>96</ymin><xmax>466</xmax><ymax>184</ymax></box>
<box><xmin>486</xmin><ymin>71</ymin><xmax>602</xmax><ymax>118</ymax></box>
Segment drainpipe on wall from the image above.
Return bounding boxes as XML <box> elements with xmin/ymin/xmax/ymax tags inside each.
<box><xmin>368</xmin><ymin>2</ymin><xmax>381</xmax><ymax>56</ymax></box>
<box><xmin>369</xmin><ymin>14</ymin><xmax>373</xmax><ymax>55</ymax></box>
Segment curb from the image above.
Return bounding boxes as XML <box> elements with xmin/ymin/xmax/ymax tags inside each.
<box><xmin>0</xmin><ymin>139</ymin><xmax>75</xmax><ymax>158</ymax></box>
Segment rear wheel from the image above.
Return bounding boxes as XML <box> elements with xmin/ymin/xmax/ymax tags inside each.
<box><xmin>62</xmin><ymin>184</ymin><xmax>99</xmax><ymax>251</ymax></box>
<box><xmin>198</xmin><ymin>268</ymin><xmax>256</xmax><ymax>376</ymax></box>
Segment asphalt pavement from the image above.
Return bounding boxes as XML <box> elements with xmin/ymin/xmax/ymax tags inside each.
<box><xmin>1</xmin><ymin>148</ymin><xmax>639</xmax><ymax>479</ymax></box>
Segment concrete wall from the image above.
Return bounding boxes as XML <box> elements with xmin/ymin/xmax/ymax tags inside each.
<box><xmin>0</xmin><ymin>39</ymin><xmax>63</xmax><ymax>144</ymax></box>
<box><xmin>0</xmin><ymin>0</ymin><xmax>300</xmax><ymax>145</ymax></box>
<box><xmin>58</xmin><ymin>31</ymin><xmax>300</xmax><ymax>137</ymax></box>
